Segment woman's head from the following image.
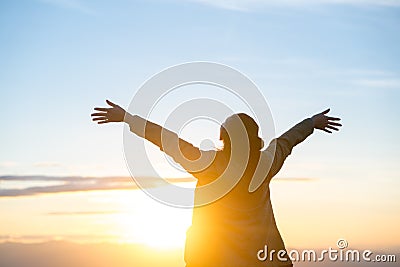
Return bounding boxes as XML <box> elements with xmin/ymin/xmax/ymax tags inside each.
<box><xmin>220</xmin><ymin>113</ymin><xmax>264</xmax><ymax>152</ymax></box>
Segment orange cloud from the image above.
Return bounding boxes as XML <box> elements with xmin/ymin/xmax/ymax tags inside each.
<box><xmin>0</xmin><ymin>176</ymin><xmax>195</xmax><ymax>197</ymax></box>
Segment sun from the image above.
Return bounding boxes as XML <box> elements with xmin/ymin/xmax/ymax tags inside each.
<box><xmin>110</xmin><ymin>190</ymin><xmax>193</xmax><ymax>249</ymax></box>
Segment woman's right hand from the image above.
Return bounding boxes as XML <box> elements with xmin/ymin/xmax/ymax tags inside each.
<box><xmin>311</xmin><ymin>108</ymin><xmax>342</xmax><ymax>133</ymax></box>
<box><xmin>91</xmin><ymin>100</ymin><xmax>126</xmax><ymax>124</ymax></box>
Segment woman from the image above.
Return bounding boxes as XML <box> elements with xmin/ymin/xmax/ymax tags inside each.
<box><xmin>91</xmin><ymin>100</ymin><xmax>341</xmax><ymax>267</ymax></box>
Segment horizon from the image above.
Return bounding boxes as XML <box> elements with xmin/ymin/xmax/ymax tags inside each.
<box><xmin>1</xmin><ymin>174</ymin><xmax>399</xmax><ymax>251</ymax></box>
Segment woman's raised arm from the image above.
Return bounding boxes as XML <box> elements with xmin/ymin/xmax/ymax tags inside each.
<box><xmin>91</xmin><ymin>100</ymin><xmax>211</xmax><ymax>173</ymax></box>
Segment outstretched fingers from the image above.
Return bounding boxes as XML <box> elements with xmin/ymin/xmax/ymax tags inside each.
<box><xmin>327</xmin><ymin>116</ymin><xmax>341</xmax><ymax>121</ymax></box>
<box><xmin>106</xmin><ymin>99</ymin><xmax>117</xmax><ymax>107</ymax></box>
<box><xmin>326</xmin><ymin>125</ymin><xmax>339</xmax><ymax>131</ymax></box>
<box><xmin>91</xmin><ymin>112</ymin><xmax>107</xmax><ymax>117</ymax></box>
<box><xmin>92</xmin><ymin>117</ymin><xmax>107</xmax><ymax>121</ymax></box>
<box><xmin>326</xmin><ymin>116</ymin><xmax>342</xmax><ymax>132</ymax></box>
<box><xmin>322</xmin><ymin>108</ymin><xmax>330</xmax><ymax>114</ymax></box>
<box><xmin>312</xmin><ymin>108</ymin><xmax>342</xmax><ymax>133</ymax></box>
<box><xmin>328</xmin><ymin>121</ymin><xmax>342</xmax><ymax>127</ymax></box>
<box><xmin>91</xmin><ymin>100</ymin><xmax>123</xmax><ymax>125</ymax></box>
<box><xmin>92</xmin><ymin>117</ymin><xmax>109</xmax><ymax>124</ymax></box>
<box><xmin>94</xmin><ymin>107</ymin><xmax>110</xmax><ymax>112</ymax></box>
<box><xmin>91</xmin><ymin>109</ymin><xmax>109</xmax><ymax>124</ymax></box>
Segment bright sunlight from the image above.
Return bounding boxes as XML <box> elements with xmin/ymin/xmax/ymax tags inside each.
<box><xmin>109</xmin><ymin>189</ymin><xmax>193</xmax><ymax>249</ymax></box>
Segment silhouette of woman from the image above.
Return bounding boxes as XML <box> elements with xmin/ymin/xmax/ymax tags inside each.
<box><xmin>92</xmin><ymin>100</ymin><xmax>341</xmax><ymax>267</ymax></box>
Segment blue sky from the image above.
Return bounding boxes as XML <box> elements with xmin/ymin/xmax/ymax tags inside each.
<box><xmin>0</xmin><ymin>0</ymin><xmax>399</xmax><ymax>180</ymax></box>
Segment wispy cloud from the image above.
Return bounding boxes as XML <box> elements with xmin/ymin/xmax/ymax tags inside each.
<box><xmin>353</xmin><ymin>78</ymin><xmax>400</xmax><ymax>89</ymax></box>
<box><xmin>189</xmin><ymin>0</ymin><xmax>400</xmax><ymax>11</ymax></box>
<box><xmin>0</xmin><ymin>234</ymin><xmax>118</xmax><ymax>243</ymax></box>
<box><xmin>0</xmin><ymin>176</ymin><xmax>195</xmax><ymax>197</ymax></box>
<box><xmin>0</xmin><ymin>175</ymin><xmax>315</xmax><ymax>197</ymax></box>
<box><xmin>0</xmin><ymin>161</ymin><xmax>18</xmax><ymax>168</ymax></box>
<box><xmin>265</xmin><ymin>58</ymin><xmax>400</xmax><ymax>92</ymax></box>
<box><xmin>342</xmin><ymin>68</ymin><xmax>400</xmax><ymax>91</ymax></box>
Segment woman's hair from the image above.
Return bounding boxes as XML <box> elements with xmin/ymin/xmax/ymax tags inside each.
<box><xmin>219</xmin><ymin>113</ymin><xmax>264</xmax><ymax>153</ymax></box>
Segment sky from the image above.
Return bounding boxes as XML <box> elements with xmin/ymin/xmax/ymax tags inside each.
<box><xmin>1</xmin><ymin>0</ymin><xmax>399</xmax><ymax>178</ymax></box>
<box><xmin>0</xmin><ymin>0</ymin><xmax>399</xmax><ymax>266</ymax></box>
